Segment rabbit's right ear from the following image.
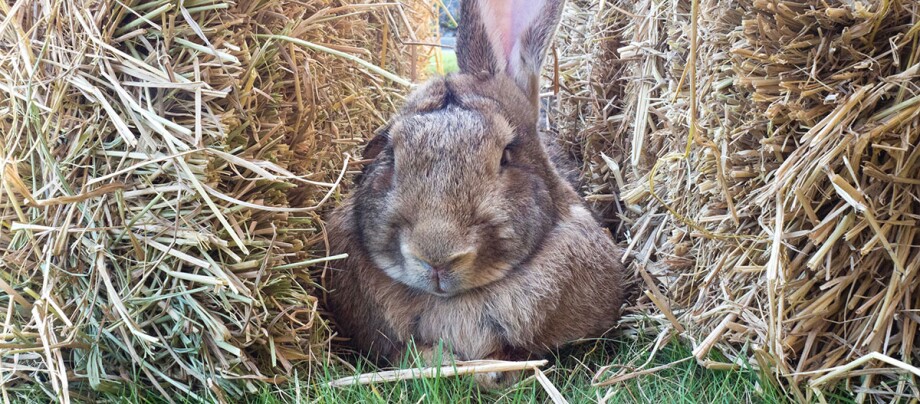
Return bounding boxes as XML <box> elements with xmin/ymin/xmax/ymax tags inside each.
<box><xmin>456</xmin><ymin>0</ymin><xmax>565</xmax><ymax>106</ymax></box>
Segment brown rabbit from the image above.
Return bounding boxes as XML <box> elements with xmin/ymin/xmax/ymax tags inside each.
<box><xmin>325</xmin><ymin>0</ymin><xmax>627</xmax><ymax>386</ymax></box>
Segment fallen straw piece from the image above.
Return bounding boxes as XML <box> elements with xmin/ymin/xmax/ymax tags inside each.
<box><xmin>326</xmin><ymin>359</ymin><xmax>548</xmax><ymax>387</ymax></box>
<box><xmin>533</xmin><ymin>367</ymin><xmax>569</xmax><ymax>404</ymax></box>
<box><xmin>808</xmin><ymin>352</ymin><xmax>920</xmax><ymax>388</ymax></box>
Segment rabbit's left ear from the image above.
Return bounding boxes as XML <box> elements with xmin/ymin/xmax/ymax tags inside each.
<box><xmin>456</xmin><ymin>0</ymin><xmax>565</xmax><ymax>105</ymax></box>
<box><xmin>363</xmin><ymin>127</ymin><xmax>390</xmax><ymax>161</ymax></box>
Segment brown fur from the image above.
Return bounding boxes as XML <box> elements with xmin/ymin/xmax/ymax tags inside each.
<box><xmin>324</xmin><ymin>0</ymin><xmax>626</xmax><ymax>377</ymax></box>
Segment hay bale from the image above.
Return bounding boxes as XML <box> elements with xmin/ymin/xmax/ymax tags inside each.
<box><xmin>550</xmin><ymin>0</ymin><xmax>631</xmax><ymax>231</ymax></box>
<box><xmin>554</xmin><ymin>0</ymin><xmax>920</xmax><ymax>400</ymax></box>
<box><xmin>0</xmin><ymin>0</ymin><xmax>434</xmax><ymax>400</ymax></box>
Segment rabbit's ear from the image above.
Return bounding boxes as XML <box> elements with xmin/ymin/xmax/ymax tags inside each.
<box><xmin>363</xmin><ymin>129</ymin><xmax>390</xmax><ymax>161</ymax></box>
<box><xmin>456</xmin><ymin>0</ymin><xmax>565</xmax><ymax>104</ymax></box>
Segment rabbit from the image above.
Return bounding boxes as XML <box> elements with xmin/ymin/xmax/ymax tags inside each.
<box><xmin>324</xmin><ymin>0</ymin><xmax>627</xmax><ymax>387</ymax></box>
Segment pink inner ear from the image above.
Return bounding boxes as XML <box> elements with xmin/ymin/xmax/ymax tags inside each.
<box><xmin>480</xmin><ymin>0</ymin><xmax>545</xmax><ymax>69</ymax></box>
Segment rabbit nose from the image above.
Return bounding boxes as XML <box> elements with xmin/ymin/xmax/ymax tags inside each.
<box><xmin>416</xmin><ymin>260</ymin><xmax>446</xmax><ymax>292</ymax></box>
<box><xmin>432</xmin><ymin>265</ymin><xmax>446</xmax><ymax>276</ymax></box>
<box><xmin>418</xmin><ymin>260</ymin><xmax>446</xmax><ymax>276</ymax></box>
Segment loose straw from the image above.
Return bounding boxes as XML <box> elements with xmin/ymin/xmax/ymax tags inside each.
<box><xmin>327</xmin><ymin>360</ymin><xmax>548</xmax><ymax>387</ymax></box>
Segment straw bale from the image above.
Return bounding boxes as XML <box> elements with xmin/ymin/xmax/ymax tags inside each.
<box><xmin>0</xmin><ymin>0</ymin><xmax>434</xmax><ymax>400</ymax></box>
<box><xmin>554</xmin><ymin>0</ymin><xmax>920</xmax><ymax>400</ymax></box>
<box><xmin>549</xmin><ymin>0</ymin><xmax>632</xmax><ymax>231</ymax></box>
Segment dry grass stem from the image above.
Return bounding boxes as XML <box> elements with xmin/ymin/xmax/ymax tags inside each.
<box><xmin>326</xmin><ymin>359</ymin><xmax>549</xmax><ymax>388</ymax></box>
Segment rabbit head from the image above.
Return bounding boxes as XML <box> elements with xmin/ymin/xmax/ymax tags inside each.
<box><xmin>351</xmin><ymin>0</ymin><xmax>569</xmax><ymax>297</ymax></box>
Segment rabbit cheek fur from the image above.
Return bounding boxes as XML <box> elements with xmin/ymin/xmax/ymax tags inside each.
<box><xmin>324</xmin><ymin>0</ymin><xmax>627</xmax><ymax>372</ymax></box>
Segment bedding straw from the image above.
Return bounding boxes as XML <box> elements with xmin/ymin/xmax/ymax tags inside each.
<box><xmin>552</xmin><ymin>0</ymin><xmax>920</xmax><ymax>400</ymax></box>
<box><xmin>0</xmin><ymin>0</ymin><xmax>435</xmax><ymax>400</ymax></box>
<box><xmin>326</xmin><ymin>359</ymin><xmax>549</xmax><ymax>387</ymax></box>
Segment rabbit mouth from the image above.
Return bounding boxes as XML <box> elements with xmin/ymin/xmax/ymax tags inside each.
<box><xmin>419</xmin><ymin>261</ymin><xmax>463</xmax><ymax>296</ymax></box>
<box><xmin>395</xmin><ymin>235</ymin><xmax>479</xmax><ymax>297</ymax></box>
<box><xmin>431</xmin><ymin>271</ymin><xmax>447</xmax><ymax>294</ymax></box>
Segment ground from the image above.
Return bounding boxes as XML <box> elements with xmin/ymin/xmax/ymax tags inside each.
<box><xmin>69</xmin><ymin>334</ymin><xmax>802</xmax><ymax>403</ymax></box>
<box><xmin>277</xmin><ymin>337</ymin><xmax>789</xmax><ymax>404</ymax></box>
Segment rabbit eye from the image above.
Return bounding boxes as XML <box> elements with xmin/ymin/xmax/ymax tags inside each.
<box><xmin>500</xmin><ymin>146</ymin><xmax>512</xmax><ymax>167</ymax></box>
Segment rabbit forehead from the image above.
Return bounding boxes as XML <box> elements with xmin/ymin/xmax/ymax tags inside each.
<box><xmin>390</xmin><ymin>106</ymin><xmax>514</xmax><ymax>152</ymax></box>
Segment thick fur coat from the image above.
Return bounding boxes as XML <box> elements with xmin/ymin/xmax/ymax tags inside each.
<box><xmin>324</xmin><ymin>0</ymin><xmax>627</xmax><ymax>375</ymax></box>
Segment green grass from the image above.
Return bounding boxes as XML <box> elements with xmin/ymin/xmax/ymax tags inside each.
<box><xmin>254</xmin><ymin>336</ymin><xmax>789</xmax><ymax>404</ymax></box>
<box><xmin>16</xmin><ymin>335</ymin><xmax>801</xmax><ymax>403</ymax></box>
